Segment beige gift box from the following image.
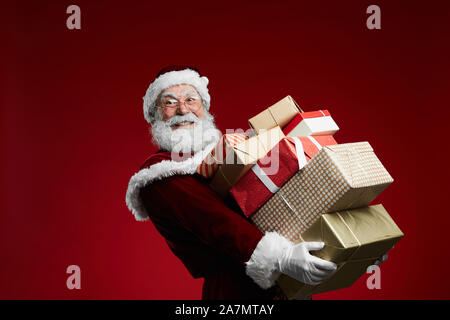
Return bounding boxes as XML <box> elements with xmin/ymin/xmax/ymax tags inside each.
<box><xmin>210</xmin><ymin>126</ymin><xmax>285</xmax><ymax>197</ymax></box>
<box><xmin>248</xmin><ymin>96</ymin><xmax>303</xmax><ymax>134</ymax></box>
<box><xmin>277</xmin><ymin>204</ymin><xmax>404</xmax><ymax>299</ymax></box>
<box><xmin>251</xmin><ymin>142</ymin><xmax>393</xmax><ymax>241</ymax></box>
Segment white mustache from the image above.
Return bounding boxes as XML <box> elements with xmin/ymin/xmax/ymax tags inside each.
<box><xmin>166</xmin><ymin>113</ymin><xmax>200</xmax><ymax>127</ymax></box>
<box><xmin>150</xmin><ymin>110</ymin><xmax>221</xmax><ymax>154</ymax></box>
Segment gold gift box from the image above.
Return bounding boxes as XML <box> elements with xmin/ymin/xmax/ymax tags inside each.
<box><xmin>251</xmin><ymin>142</ymin><xmax>393</xmax><ymax>241</ymax></box>
<box><xmin>210</xmin><ymin>126</ymin><xmax>285</xmax><ymax>197</ymax></box>
<box><xmin>277</xmin><ymin>204</ymin><xmax>404</xmax><ymax>299</ymax></box>
<box><xmin>248</xmin><ymin>96</ymin><xmax>303</xmax><ymax>134</ymax></box>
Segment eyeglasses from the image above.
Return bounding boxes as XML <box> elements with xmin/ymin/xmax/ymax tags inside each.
<box><xmin>159</xmin><ymin>95</ymin><xmax>202</xmax><ymax>112</ymax></box>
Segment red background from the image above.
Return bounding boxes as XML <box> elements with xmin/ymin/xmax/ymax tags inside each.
<box><xmin>1</xmin><ymin>0</ymin><xmax>449</xmax><ymax>299</ymax></box>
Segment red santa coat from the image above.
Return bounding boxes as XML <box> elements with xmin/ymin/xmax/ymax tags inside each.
<box><xmin>125</xmin><ymin>146</ymin><xmax>292</xmax><ymax>299</ymax></box>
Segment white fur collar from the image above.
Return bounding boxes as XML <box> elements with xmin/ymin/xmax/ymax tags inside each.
<box><xmin>125</xmin><ymin>142</ymin><xmax>216</xmax><ymax>221</ymax></box>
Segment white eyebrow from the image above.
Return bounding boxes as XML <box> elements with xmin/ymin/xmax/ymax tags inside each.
<box><xmin>161</xmin><ymin>92</ymin><xmax>178</xmax><ymax>100</ymax></box>
<box><xmin>182</xmin><ymin>89</ymin><xmax>199</xmax><ymax>97</ymax></box>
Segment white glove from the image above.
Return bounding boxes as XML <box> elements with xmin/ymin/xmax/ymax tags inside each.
<box><xmin>276</xmin><ymin>241</ymin><xmax>337</xmax><ymax>286</ymax></box>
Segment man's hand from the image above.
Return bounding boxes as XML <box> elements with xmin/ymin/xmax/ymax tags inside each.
<box><xmin>373</xmin><ymin>245</ymin><xmax>395</xmax><ymax>267</ymax></box>
<box><xmin>373</xmin><ymin>252</ymin><xmax>389</xmax><ymax>266</ymax></box>
<box><xmin>276</xmin><ymin>241</ymin><xmax>337</xmax><ymax>285</ymax></box>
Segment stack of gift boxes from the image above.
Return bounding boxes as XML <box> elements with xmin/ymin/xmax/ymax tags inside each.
<box><xmin>196</xmin><ymin>95</ymin><xmax>404</xmax><ymax>299</ymax></box>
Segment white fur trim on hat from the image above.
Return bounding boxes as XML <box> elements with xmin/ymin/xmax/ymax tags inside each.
<box><xmin>246</xmin><ymin>232</ymin><xmax>294</xmax><ymax>289</ymax></box>
<box><xmin>143</xmin><ymin>68</ymin><xmax>211</xmax><ymax>123</ymax></box>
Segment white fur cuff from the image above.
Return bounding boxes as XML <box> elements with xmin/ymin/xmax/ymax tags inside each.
<box><xmin>125</xmin><ymin>142</ymin><xmax>217</xmax><ymax>221</ymax></box>
<box><xmin>245</xmin><ymin>232</ymin><xmax>293</xmax><ymax>289</ymax></box>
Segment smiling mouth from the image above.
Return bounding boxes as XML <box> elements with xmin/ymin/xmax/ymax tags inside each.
<box><xmin>171</xmin><ymin>121</ymin><xmax>196</xmax><ymax>129</ymax></box>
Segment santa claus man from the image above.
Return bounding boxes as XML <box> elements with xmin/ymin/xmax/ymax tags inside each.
<box><xmin>125</xmin><ymin>65</ymin><xmax>339</xmax><ymax>299</ymax></box>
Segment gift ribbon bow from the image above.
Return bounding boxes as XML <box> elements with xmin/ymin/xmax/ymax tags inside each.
<box><xmin>251</xmin><ymin>136</ymin><xmax>322</xmax><ymax>193</ymax></box>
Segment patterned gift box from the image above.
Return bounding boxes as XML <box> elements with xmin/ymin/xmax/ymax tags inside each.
<box><xmin>230</xmin><ymin>135</ymin><xmax>337</xmax><ymax>218</ymax></box>
<box><xmin>283</xmin><ymin>109</ymin><xmax>339</xmax><ymax>137</ymax></box>
<box><xmin>251</xmin><ymin>142</ymin><xmax>393</xmax><ymax>241</ymax></box>
<box><xmin>196</xmin><ymin>132</ymin><xmax>248</xmax><ymax>179</ymax></box>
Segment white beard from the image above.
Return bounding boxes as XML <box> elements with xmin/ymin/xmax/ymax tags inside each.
<box><xmin>150</xmin><ymin>111</ymin><xmax>221</xmax><ymax>156</ymax></box>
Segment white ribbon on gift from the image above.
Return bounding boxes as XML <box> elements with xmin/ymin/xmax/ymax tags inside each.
<box><xmin>251</xmin><ymin>136</ymin><xmax>321</xmax><ymax>193</ymax></box>
<box><xmin>251</xmin><ymin>164</ymin><xmax>281</xmax><ymax>193</ymax></box>
<box><xmin>306</xmin><ymin>135</ymin><xmax>323</xmax><ymax>151</ymax></box>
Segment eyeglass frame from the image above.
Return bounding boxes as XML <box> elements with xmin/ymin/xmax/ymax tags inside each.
<box><xmin>157</xmin><ymin>91</ymin><xmax>203</xmax><ymax>112</ymax></box>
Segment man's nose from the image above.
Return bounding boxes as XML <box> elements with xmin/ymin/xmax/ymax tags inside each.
<box><xmin>177</xmin><ymin>101</ymin><xmax>190</xmax><ymax>114</ymax></box>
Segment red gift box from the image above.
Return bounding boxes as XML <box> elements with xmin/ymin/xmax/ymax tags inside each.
<box><xmin>282</xmin><ymin>109</ymin><xmax>339</xmax><ymax>137</ymax></box>
<box><xmin>230</xmin><ymin>135</ymin><xmax>337</xmax><ymax>217</ymax></box>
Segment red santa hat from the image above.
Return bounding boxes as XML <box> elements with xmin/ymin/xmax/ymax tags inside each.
<box><xmin>143</xmin><ymin>65</ymin><xmax>211</xmax><ymax>123</ymax></box>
